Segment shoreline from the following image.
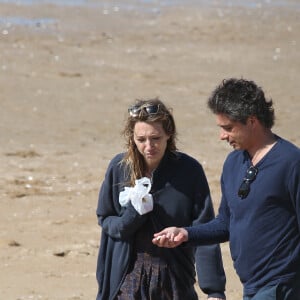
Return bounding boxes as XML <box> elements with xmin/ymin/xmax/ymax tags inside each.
<box><xmin>0</xmin><ymin>0</ymin><xmax>299</xmax><ymax>31</ymax></box>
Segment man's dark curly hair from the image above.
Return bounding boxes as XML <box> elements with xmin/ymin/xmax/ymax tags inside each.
<box><xmin>207</xmin><ymin>78</ymin><xmax>275</xmax><ymax>128</ymax></box>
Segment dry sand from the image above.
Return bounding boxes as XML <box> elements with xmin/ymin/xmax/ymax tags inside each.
<box><xmin>0</xmin><ymin>1</ymin><xmax>299</xmax><ymax>299</ymax></box>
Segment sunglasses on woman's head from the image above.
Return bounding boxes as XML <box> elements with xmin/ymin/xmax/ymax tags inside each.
<box><xmin>238</xmin><ymin>166</ymin><xmax>258</xmax><ymax>199</ymax></box>
<box><xmin>128</xmin><ymin>104</ymin><xmax>160</xmax><ymax>117</ymax></box>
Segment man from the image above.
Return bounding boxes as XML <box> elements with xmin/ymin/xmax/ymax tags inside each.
<box><xmin>153</xmin><ymin>78</ymin><xmax>300</xmax><ymax>300</ymax></box>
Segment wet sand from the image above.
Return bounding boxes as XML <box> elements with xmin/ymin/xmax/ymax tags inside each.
<box><xmin>0</xmin><ymin>1</ymin><xmax>299</xmax><ymax>299</ymax></box>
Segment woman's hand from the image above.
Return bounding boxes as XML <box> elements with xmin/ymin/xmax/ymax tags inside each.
<box><xmin>152</xmin><ymin>227</ymin><xmax>188</xmax><ymax>248</ymax></box>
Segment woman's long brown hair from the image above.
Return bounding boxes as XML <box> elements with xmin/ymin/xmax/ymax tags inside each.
<box><xmin>121</xmin><ymin>98</ymin><xmax>177</xmax><ymax>186</ymax></box>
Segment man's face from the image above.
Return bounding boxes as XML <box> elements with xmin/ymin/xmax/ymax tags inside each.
<box><xmin>215</xmin><ymin>114</ymin><xmax>253</xmax><ymax>150</ymax></box>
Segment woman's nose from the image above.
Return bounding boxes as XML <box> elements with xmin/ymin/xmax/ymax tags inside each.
<box><xmin>145</xmin><ymin>139</ymin><xmax>154</xmax><ymax>148</ymax></box>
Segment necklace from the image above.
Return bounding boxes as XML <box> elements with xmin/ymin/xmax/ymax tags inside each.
<box><xmin>251</xmin><ymin>139</ymin><xmax>277</xmax><ymax>165</ymax></box>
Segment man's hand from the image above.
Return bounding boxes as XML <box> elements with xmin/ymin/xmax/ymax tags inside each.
<box><xmin>152</xmin><ymin>227</ymin><xmax>188</xmax><ymax>248</ymax></box>
<box><xmin>153</xmin><ymin>228</ymin><xmax>225</xmax><ymax>300</ymax></box>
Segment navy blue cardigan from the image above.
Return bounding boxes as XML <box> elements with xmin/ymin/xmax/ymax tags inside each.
<box><xmin>96</xmin><ymin>151</ymin><xmax>226</xmax><ymax>299</ymax></box>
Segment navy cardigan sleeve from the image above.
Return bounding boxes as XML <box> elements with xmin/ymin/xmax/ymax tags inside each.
<box><xmin>97</xmin><ymin>154</ymin><xmax>148</xmax><ymax>240</ymax></box>
<box><xmin>190</xmin><ymin>164</ymin><xmax>227</xmax><ymax>297</ymax></box>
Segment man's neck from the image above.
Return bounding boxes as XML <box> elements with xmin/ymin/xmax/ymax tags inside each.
<box><xmin>249</xmin><ymin>131</ymin><xmax>277</xmax><ymax>165</ymax></box>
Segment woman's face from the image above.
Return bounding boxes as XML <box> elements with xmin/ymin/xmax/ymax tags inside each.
<box><xmin>133</xmin><ymin>121</ymin><xmax>170</xmax><ymax>171</ymax></box>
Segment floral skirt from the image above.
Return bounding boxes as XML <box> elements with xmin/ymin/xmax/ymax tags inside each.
<box><xmin>116</xmin><ymin>252</ymin><xmax>198</xmax><ymax>300</ymax></box>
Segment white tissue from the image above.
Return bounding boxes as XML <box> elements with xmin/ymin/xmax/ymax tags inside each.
<box><xmin>119</xmin><ymin>177</ymin><xmax>153</xmax><ymax>215</ymax></box>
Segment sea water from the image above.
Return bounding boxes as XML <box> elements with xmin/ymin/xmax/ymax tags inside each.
<box><xmin>0</xmin><ymin>0</ymin><xmax>299</xmax><ymax>9</ymax></box>
<box><xmin>0</xmin><ymin>0</ymin><xmax>298</xmax><ymax>28</ymax></box>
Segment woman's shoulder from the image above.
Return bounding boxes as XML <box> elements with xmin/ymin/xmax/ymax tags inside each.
<box><xmin>110</xmin><ymin>152</ymin><xmax>125</xmax><ymax>163</ymax></box>
<box><xmin>105</xmin><ymin>153</ymin><xmax>126</xmax><ymax>170</ymax></box>
<box><xmin>173</xmin><ymin>151</ymin><xmax>203</xmax><ymax>169</ymax></box>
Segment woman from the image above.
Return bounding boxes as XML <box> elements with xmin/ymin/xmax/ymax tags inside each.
<box><xmin>96</xmin><ymin>98</ymin><xmax>226</xmax><ymax>300</ymax></box>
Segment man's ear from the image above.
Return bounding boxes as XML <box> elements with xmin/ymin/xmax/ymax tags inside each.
<box><xmin>248</xmin><ymin>116</ymin><xmax>258</xmax><ymax>126</ymax></box>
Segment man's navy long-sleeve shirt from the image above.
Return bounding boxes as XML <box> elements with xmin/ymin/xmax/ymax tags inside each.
<box><xmin>187</xmin><ymin>136</ymin><xmax>300</xmax><ymax>296</ymax></box>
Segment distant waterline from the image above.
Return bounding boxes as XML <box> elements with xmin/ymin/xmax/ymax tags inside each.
<box><xmin>0</xmin><ymin>0</ymin><xmax>299</xmax><ymax>9</ymax></box>
<box><xmin>0</xmin><ymin>0</ymin><xmax>298</xmax><ymax>28</ymax></box>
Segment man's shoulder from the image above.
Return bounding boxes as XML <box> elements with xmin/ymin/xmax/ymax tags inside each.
<box><xmin>225</xmin><ymin>150</ymin><xmax>244</xmax><ymax>163</ymax></box>
<box><xmin>277</xmin><ymin>136</ymin><xmax>300</xmax><ymax>154</ymax></box>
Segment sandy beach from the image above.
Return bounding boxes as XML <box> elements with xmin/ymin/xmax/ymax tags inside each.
<box><xmin>0</xmin><ymin>1</ymin><xmax>299</xmax><ymax>299</ymax></box>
